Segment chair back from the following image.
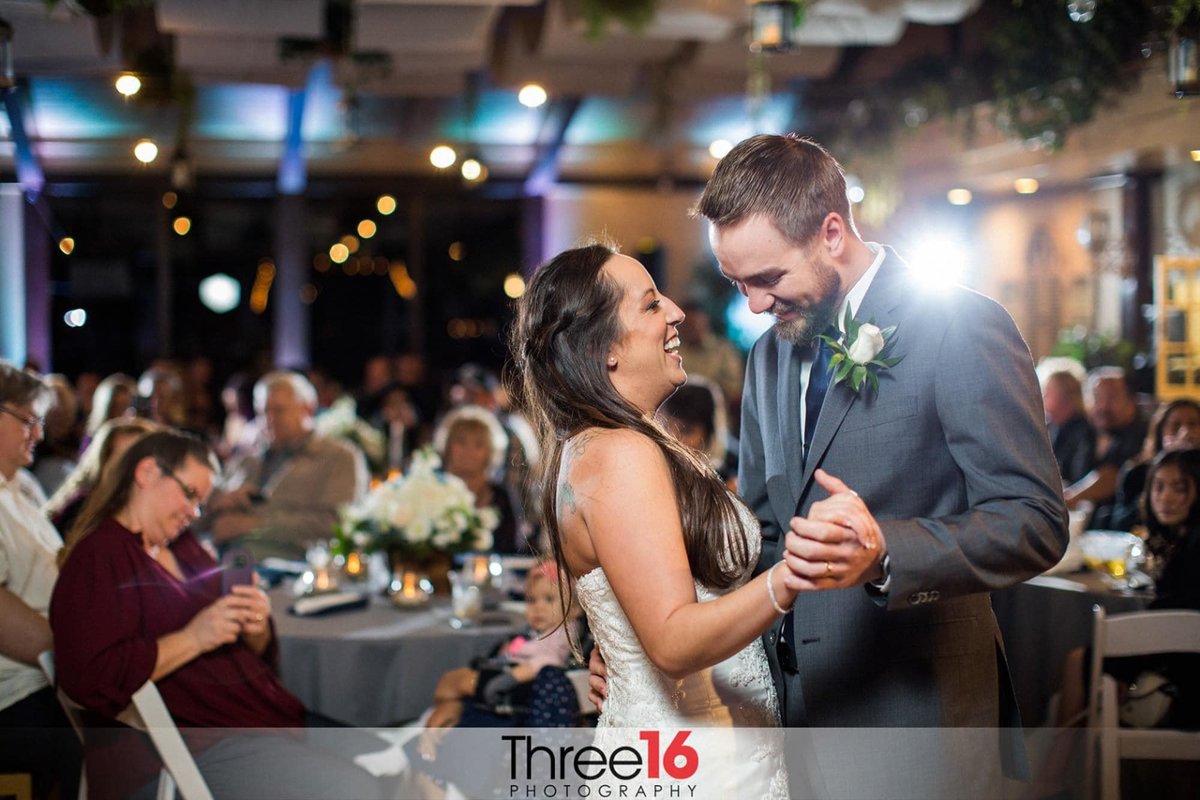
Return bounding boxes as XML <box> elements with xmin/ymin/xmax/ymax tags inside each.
<box><xmin>1086</xmin><ymin>605</ymin><xmax>1200</xmax><ymax>800</ymax></box>
<box><xmin>35</xmin><ymin>650</ymin><xmax>213</xmax><ymax>800</ymax></box>
<box><xmin>129</xmin><ymin>683</ymin><xmax>213</xmax><ymax>800</ymax></box>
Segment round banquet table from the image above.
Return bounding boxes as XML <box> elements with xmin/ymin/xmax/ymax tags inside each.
<box><xmin>270</xmin><ymin>586</ymin><xmax>524</xmax><ymax>726</ymax></box>
<box><xmin>992</xmin><ymin>572</ymin><xmax>1152</xmax><ymax>727</ymax></box>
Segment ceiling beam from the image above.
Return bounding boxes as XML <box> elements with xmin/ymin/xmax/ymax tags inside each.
<box><xmin>1</xmin><ymin>85</ymin><xmax>44</xmax><ymax>201</ymax></box>
<box><xmin>523</xmin><ymin>96</ymin><xmax>581</xmax><ymax>197</ymax></box>
<box><xmin>277</xmin><ymin>60</ymin><xmax>331</xmax><ymax>195</ymax></box>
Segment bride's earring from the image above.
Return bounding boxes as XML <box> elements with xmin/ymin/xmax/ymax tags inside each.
<box><xmin>606</xmin><ymin>357</ymin><xmax>617</xmax><ymax>369</ymax></box>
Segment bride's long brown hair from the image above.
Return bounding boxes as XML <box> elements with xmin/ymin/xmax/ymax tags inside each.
<box><xmin>508</xmin><ymin>243</ymin><xmax>752</xmax><ymax>625</ymax></box>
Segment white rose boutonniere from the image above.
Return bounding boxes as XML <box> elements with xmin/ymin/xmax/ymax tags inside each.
<box><xmin>820</xmin><ymin>307</ymin><xmax>904</xmax><ymax>395</ymax></box>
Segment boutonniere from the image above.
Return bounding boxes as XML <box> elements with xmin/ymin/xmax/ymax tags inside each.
<box><xmin>820</xmin><ymin>307</ymin><xmax>904</xmax><ymax>395</ymax></box>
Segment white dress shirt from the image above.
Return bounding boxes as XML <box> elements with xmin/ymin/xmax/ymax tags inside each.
<box><xmin>0</xmin><ymin>468</ymin><xmax>59</xmax><ymax>710</ymax></box>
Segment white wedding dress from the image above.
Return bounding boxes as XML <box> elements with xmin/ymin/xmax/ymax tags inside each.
<box><xmin>575</xmin><ymin>499</ymin><xmax>789</xmax><ymax>798</ymax></box>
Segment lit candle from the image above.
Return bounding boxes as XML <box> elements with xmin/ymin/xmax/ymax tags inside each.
<box><xmin>345</xmin><ymin>551</ymin><xmax>363</xmax><ymax>577</ymax></box>
<box><xmin>472</xmin><ymin>556</ymin><xmax>490</xmax><ymax>584</ymax></box>
<box><xmin>314</xmin><ymin>566</ymin><xmax>333</xmax><ymax>592</ymax></box>
<box><xmin>401</xmin><ymin>570</ymin><xmax>420</xmax><ymax>599</ymax></box>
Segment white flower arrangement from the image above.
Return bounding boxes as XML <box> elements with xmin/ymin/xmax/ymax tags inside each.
<box><xmin>333</xmin><ymin>448</ymin><xmax>497</xmax><ymax>560</ymax></box>
<box><xmin>315</xmin><ymin>396</ymin><xmax>387</xmax><ymax>470</ymax></box>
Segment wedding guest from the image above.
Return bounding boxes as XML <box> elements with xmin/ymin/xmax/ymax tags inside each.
<box><xmin>31</xmin><ymin>374</ymin><xmax>80</xmax><ymax>498</ymax></box>
<box><xmin>216</xmin><ymin>371</ymin><xmax>260</xmax><ymax>461</ymax></box>
<box><xmin>426</xmin><ymin>562</ymin><xmax>582</xmax><ymax>729</ymax></box>
<box><xmin>434</xmin><ymin>405</ymin><xmax>525</xmax><ymax>553</ymax></box>
<box><xmin>369</xmin><ymin>381</ymin><xmax>420</xmax><ymax>472</ymax></box>
<box><xmin>1107</xmin><ymin>399</ymin><xmax>1200</xmax><ymax>532</ymax></box>
<box><xmin>659</xmin><ymin>377</ymin><xmax>737</xmax><ymax>488</ymax></box>
<box><xmin>200</xmin><ymin>370</ymin><xmax>368</xmax><ymax>560</ymax></box>
<box><xmin>677</xmin><ymin>300</ymin><xmax>745</xmax><ymax>411</ymax></box>
<box><xmin>1039</xmin><ymin>366</ymin><xmax>1096</xmax><ymax>486</ymax></box>
<box><xmin>136</xmin><ymin>363</ymin><xmax>188</xmax><ymax>428</ymax></box>
<box><xmin>83</xmin><ymin>373</ymin><xmax>135</xmax><ymax>441</ymax></box>
<box><xmin>51</xmin><ymin>430</ymin><xmax>395</xmax><ymax>799</ymax></box>
<box><xmin>1066</xmin><ymin>367</ymin><xmax>1147</xmax><ymax>526</ymax></box>
<box><xmin>44</xmin><ymin>417</ymin><xmax>159</xmax><ymax>536</ymax></box>
<box><xmin>0</xmin><ymin>361</ymin><xmax>81</xmax><ymax>799</ymax></box>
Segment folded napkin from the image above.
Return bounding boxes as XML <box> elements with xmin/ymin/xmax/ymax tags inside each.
<box><xmin>289</xmin><ymin>591</ymin><xmax>368</xmax><ymax>617</ymax></box>
<box><xmin>260</xmin><ymin>557</ymin><xmax>310</xmax><ymax>575</ymax></box>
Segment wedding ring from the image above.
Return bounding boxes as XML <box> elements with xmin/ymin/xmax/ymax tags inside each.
<box><xmin>824</xmin><ymin>561</ymin><xmax>832</xmax><ymax>577</ymax></box>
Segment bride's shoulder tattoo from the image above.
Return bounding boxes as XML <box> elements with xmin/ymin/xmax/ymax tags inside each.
<box><xmin>558</xmin><ymin>480</ymin><xmax>578</xmax><ymax>515</ymax></box>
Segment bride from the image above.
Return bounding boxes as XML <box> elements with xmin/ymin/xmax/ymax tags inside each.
<box><xmin>511</xmin><ymin>243</ymin><xmax>796</xmax><ymax>796</ymax></box>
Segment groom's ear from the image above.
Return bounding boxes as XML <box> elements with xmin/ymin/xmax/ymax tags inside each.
<box><xmin>820</xmin><ymin>212</ymin><xmax>848</xmax><ymax>257</ymax></box>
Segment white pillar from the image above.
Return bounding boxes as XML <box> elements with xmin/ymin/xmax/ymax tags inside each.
<box><xmin>0</xmin><ymin>184</ymin><xmax>26</xmax><ymax>362</ymax></box>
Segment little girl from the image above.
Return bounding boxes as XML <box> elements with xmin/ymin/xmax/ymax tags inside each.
<box><xmin>427</xmin><ymin>561</ymin><xmax>582</xmax><ymax>728</ymax></box>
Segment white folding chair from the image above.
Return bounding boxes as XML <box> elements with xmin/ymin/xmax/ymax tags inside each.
<box><xmin>36</xmin><ymin>651</ymin><xmax>213</xmax><ymax>800</ymax></box>
<box><xmin>1085</xmin><ymin>606</ymin><xmax>1200</xmax><ymax>800</ymax></box>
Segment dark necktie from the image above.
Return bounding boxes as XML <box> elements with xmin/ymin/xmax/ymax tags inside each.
<box><xmin>802</xmin><ymin>325</ymin><xmax>839</xmax><ymax>468</ymax></box>
<box><xmin>780</xmin><ymin>325</ymin><xmax>840</xmax><ymax>675</ymax></box>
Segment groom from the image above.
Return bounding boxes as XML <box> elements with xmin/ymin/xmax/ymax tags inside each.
<box><xmin>696</xmin><ymin>135</ymin><xmax>1067</xmax><ymax>794</ymax></box>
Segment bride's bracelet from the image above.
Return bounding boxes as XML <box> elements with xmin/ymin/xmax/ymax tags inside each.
<box><xmin>766</xmin><ymin>561</ymin><xmax>793</xmax><ymax>615</ymax></box>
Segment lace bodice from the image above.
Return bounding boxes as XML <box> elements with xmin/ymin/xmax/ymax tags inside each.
<box><xmin>574</xmin><ymin>497</ymin><xmax>787</xmax><ymax>796</ymax></box>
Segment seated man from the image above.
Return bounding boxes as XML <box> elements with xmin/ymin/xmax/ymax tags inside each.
<box><xmin>0</xmin><ymin>361</ymin><xmax>80</xmax><ymax>799</ymax></box>
<box><xmin>200</xmin><ymin>370</ymin><xmax>368</xmax><ymax>560</ymax></box>
<box><xmin>1065</xmin><ymin>367</ymin><xmax>1147</xmax><ymax>527</ymax></box>
<box><xmin>1040</xmin><ymin>366</ymin><xmax>1096</xmax><ymax>486</ymax></box>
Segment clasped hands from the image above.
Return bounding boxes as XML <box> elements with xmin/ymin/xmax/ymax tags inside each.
<box><xmin>779</xmin><ymin>468</ymin><xmax>887</xmax><ymax>591</ymax></box>
<box><xmin>187</xmin><ymin>585</ymin><xmax>273</xmax><ymax>654</ymax></box>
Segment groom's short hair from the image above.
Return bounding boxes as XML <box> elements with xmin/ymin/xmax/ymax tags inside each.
<box><xmin>693</xmin><ymin>134</ymin><xmax>855</xmax><ymax>246</ymax></box>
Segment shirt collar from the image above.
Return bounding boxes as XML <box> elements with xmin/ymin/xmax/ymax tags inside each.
<box><xmin>836</xmin><ymin>241</ymin><xmax>886</xmax><ymax>334</ymax></box>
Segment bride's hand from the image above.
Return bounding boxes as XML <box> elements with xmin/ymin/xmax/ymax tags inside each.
<box><xmin>783</xmin><ymin>469</ymin><xmax>887</xmax><ymax>589</ymax></box>
<box><xmin>587</xmin><ymin>645</ymin><xmax>608</xmax><ymax>712</ymax></box>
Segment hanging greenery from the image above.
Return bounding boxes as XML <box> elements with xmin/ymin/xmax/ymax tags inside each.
<box><xmin>577</xmin><ymin>0</ymin><xmax>658</xmax><ymax>37</ymax></box>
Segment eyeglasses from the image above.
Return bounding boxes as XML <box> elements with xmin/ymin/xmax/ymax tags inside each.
<box><xmin>0</xmin><ymin>405</ymin><xmax>45</xmax><ymax>432</ymax></box>
<box><xmin>156</xmin><ymin>461</ymin><xmax>204</xmax><ymax>513</ymax></box>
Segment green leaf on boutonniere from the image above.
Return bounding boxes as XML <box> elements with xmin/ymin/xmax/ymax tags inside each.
<box><xmin>821</xmin><ymin>309</ymin><xmax>905</xmax><ymax>397</ymax></box>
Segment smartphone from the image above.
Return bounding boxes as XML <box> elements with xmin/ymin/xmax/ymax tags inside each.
<box><xmin>221</xmin><ymin>547</ymin><xmax>256</xmax><ymax>595</ymax></box>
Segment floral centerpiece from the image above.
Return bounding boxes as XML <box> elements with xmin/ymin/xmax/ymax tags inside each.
<box><xmin>315</xmin><ymin>396</ymin><xmax>388</xmax><ymax>475</ymax></box>
<box><xmin>332</xmin><ymin>448</ymin><xmax>498</xmax><ymax>568</ymax></box>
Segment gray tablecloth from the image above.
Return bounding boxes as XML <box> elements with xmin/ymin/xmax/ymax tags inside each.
<box><xmin>271</xmin><ymin>588</ymin><xmax>523</xmax><ymax>726</ymax></box>
<box><xmin>992</xmin><ymin>572</ymin><xmax>1151</xmax><ymax>727</ymax></box>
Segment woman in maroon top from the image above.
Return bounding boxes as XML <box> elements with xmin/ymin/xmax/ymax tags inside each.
<box><xmin>50</xmin><ymin>430</ymin><xmax>394</xmax><ymax>799</ymax></box>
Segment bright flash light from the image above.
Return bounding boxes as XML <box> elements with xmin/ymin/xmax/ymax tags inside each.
<box><xmin>330</xmin><ymin>243</ymin><xmax>350</xmax><ymax>264</ymax></box>
<box><xmin>377</xmin><ymin>195</ymin><xmax>397</xmax><ymax>215</ymax></box>
<box><xmin>357</xmin><ymin>219</ymin><xmax>377</xmax><ymax>239</ymax></box>
<box><xmin>134</xmin><ymin>139</ymin><xmax>159</xmax><ymax>164</ymax></box>
<box><xmin>947</xmin><ymin>188</ymin><xmax>973</xmax><ymax>205</ymax></box>
<box><xmin>907</xmin><ymin>232</ymin><xmax>971</xmax><ymax>288</ymax></box>
<box><xmin>518</xmin><ymin>83</ymin><xmax>547</xmax><ymax>108</ymax></box>
<box><xmin>430</xmin><ymin>145</ymin><xmax>457</xmax><ymax>169</ymax></box>
<box><xmin>115</xmin><ymin>73</ymin><xmax>141</xmax><ymax>97</ymax></box>
<box><xmin>173</xmin><ymin>216</ymin><xmax>191</xmax><ymax>236</ymax></box>
<box><xmin>199</xmin><ymin>273</ymin><xmax>241</xmax><ymax>314</ymax></box>
<box><xmin>59</xmin><ymin>237</ymin><xmax>75</xmax><ymax>255</ymax></box>
<box><xmin>503</xmin><ymin>272</ymin><xmax>526</xmax><ymax>298</ymax></box>
<box><xmin>709</xmin><ymin>139</ymin><xmax>733</xmax><ymax>159</ymax></box>
<box><xmin>847</xmin><ymin>185</ymin><xmax>865</xmax><ymax>204</ymax></box>
<box><xmin>64</xmin><ymin>308</ymin><xmax>87</xmax><ymax>328</ymax></box>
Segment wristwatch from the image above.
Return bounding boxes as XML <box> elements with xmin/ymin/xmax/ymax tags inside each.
<box><xmin>871</xmin><ymin>552</ymin><xmax>892</xmax><ymax>594</ymax></box>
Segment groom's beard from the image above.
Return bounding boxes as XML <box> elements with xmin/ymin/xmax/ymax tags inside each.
<box><xmin>772</xmin><ymin>265</ymin><xmax>842</xmax><ymax>345</ymax></box>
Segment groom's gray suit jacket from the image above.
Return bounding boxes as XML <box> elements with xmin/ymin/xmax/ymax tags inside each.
<box><xmin>743</xmin><ymin>249</ymin><xmax>1067</xmax><ymax>737</ymax></box>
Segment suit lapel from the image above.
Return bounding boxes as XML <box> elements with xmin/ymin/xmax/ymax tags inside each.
<box><xmin>799</xmin><ymin>248</ymin><xmax>909</xmax><ymax>498</ymax></box>
<box><xmin>777</xmin><ymin>336</ymin><xmax>806</xmax><ymax>502</ymax></box>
